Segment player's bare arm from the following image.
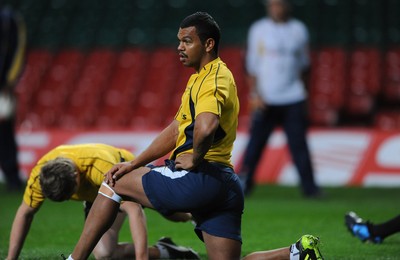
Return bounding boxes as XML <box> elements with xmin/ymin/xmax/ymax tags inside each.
<box><xmin>247</xmin><ymin>75</ymin><xmax>266</xmax><ymax>112</ymax></box>
<box><xmin>7</xmin><ymin>202</ymin><xmax>38</xmax><ymax>260</ymax></box>
<box><xmin>175</xmin><ymin>112</ymin><xmax>219</xmax><ymax>170</ymax></box>
<box><xmin>106</xmin><ymin>120</ymin><xmax>179</xmax><ymax>184</ymax></box>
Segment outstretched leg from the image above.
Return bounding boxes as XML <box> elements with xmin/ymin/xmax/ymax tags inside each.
<box><xmin>242</xmin><ymin>247</ymin><xmax>289</xmax><ymax>260</ymax></box>
<box><xmin>370</xmin><ymin>214</ymin><xmax>400</xmax><ymax>240</ymax></box>
<box><xmin>242</xmin><ymin>235</ymin><xmax>323</xmax><ymax>260</ymax></box>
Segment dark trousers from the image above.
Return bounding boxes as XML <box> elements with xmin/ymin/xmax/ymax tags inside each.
<box><xmin>241</xmin><ymin>100</ymin><xmax>319</xmax><ymax>195</ymax></box>
<box><xmin>0</xmin><ymin>118</ymin><xmax>23</xmax><ymax>189</ymax></box>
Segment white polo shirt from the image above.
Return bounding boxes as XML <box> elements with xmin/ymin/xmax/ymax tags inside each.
<box><xmin>246</xmin><ymin>17</ymin><xmax>310</xmax><ymax>105</ymax></box>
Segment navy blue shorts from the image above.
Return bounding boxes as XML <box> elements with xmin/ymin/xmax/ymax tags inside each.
<box><xmin>142</xmin><ymin>160</ymin><xmax>244</xmax><ymax>242</ymax></box>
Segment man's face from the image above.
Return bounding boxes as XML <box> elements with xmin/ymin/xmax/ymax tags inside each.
<box><xmin>177</xmin><ymin>26</ymin><xmax>205</xmax><ymax>70</ymax></box>
<box><xmin>268</xmin><ymin>0</ymin><xmax>288</xmax><ymax>22</ymax></box>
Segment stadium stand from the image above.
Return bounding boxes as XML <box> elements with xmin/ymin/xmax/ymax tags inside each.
<box><xmin>2</xmin><ymin>0</ymin><xmax>398</xmax><ymax>130</ymax></box>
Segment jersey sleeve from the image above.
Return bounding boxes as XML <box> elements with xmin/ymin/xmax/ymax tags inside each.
<box><xmin>297</xmin><ymin>21</ymin><xmax>310</xmax><ymax>70</ymax></box>
<box><xmin>193</xmin><ymin>66</ymin><xmax>230</xmax><ymax>118</ymax></box>
<box><xmin>246</xmin><ymin>22</ymin><xmax>260</xmax><ymax>76</ymax></box>
<box><xmin>23</xmin><ymin>165</ymin><xmax>45</xmax><ymax>209</ymax></box>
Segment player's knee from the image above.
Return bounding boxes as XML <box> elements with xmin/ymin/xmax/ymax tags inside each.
<box><xmin>93</xmin><ymin>245</ymin><xmax>114</xmax><ymax>260</ymax></box>
<box><xmin>98</xmin><ymin>182</ymin><xmax>122</xmax><ymax>203</ymax></box>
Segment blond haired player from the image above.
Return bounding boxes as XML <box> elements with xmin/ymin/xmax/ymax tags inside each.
<box><xmin>7</xmin><ymin>143</ymin><xmax>199</xmax><ymax>260</ymax></box>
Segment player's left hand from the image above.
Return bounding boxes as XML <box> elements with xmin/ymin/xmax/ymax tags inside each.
<box><xmin>175</xmin><ymin>153</ymin><xmax>196</xmax><ymax>171</ymax></box>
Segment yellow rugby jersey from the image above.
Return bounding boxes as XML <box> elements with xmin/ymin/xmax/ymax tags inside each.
<box><xmin>172</xmin><ymin>57</ymin><xmax>239</xmax><ymax>168</ymax></box>
<box><xmin>23</xmin><ymin>143</ymin><xmax>134</xmax><ymax>209</ymax></box>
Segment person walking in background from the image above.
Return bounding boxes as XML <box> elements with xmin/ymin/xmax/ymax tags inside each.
<box><xmin>345</xmin><ymin>211</ymin><xmax>400</xmax><ymax>244</ymax></box>
<box><xmin>0</xmin><ymin>5</ymin><xmax>26</xmax><ymax>191</ymax></box>
<box><xmin>239</xmin><ymin>0</ymin><xmax>321</xmax><ymax>197</ymax></box>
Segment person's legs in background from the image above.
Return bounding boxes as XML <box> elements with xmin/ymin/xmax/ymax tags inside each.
<box><xmin>282</xmin><ymin>101</ymin><xmax>320</xmax><ymax>197</ymax></box>
<box><xmin>0</xmin><ymin>118</ymin><xmax>23</xmax><ymax>191</ymax></box>
<box><xmin>239</xmin><ymin>108</ymin><xmax>276</xmax><ymax>195</ymax></box>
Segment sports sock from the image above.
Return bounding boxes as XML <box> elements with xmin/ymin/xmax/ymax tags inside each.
<box><xmin>155</xmin><ymin>244</ymin><xmax>170</xmax><ymax>259</ymax></box>
<box><xmin>369</xmin><ymin>215</ymin><xmax>400</xmax><ymax>239</ymax></box>
<box><xmin>289</xmin><ymin>243</ymin><xmax>300</xmax><ymax>260</ymax></box>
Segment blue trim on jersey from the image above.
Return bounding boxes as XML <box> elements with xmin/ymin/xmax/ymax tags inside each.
<box><xmin>171</xmin><ymin>88</ymin><xmax>196</xmax><ymax>160</ymax></box>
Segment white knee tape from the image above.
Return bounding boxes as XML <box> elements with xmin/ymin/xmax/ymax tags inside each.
<box><xmin>98</xmin><ymin>182</ymin><xmax>122</xmax><ymax>203</ymax></box>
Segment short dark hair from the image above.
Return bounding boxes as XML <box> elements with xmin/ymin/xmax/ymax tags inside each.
<box><xmin>39</xmin><ymin>157</ymin><xmax>77</xmax><ymax>202</ymax></box>
<box><xmin>180</xmin><ymin>12</ymin><xmax>220</xmax><ymax>54</ymax></box>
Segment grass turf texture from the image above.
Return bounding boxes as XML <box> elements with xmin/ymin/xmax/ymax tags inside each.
<box><xmin>1</xmin><ymin>184</ymin><xmax>399</xmax><ymax>259</ymax></box>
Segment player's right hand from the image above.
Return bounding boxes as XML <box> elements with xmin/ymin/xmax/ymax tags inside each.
<box><xmin>249</xmin><ymin>94</ymin><xmax>267</xmax><ymax>112</ymax></box>
<box><xmin>105</xmin><ymin>162</ymin><xmax>135</xmax><ymax>186</ymax></box>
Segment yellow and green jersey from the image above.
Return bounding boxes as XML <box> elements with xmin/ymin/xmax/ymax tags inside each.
<box><xmin>23</xmin><ymin>143</ymin><xmax>134</xmax><ymax>209</ymax></box>
<box><xmin>172</xmin><ymin>57</ymin><xmax>239</xmax><ymax>168</ymax></box>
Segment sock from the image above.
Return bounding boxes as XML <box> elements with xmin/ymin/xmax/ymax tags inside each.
<box><xmin>290</xmin><ymin>243</ymin><xmax>300</xmax><ymax>260</ymax></box>
<box><xmin>155</xmin><ymin>244</ymin><xmax>170</xmax><ymax>259</ymax></box>
<box><xmin>369</xmin><ymin>215</ymin><xmax>400</xmax><ymax>239</ymax></box>
<box><xmin>67</xmin><ymin>255</ymin><xmax>74</xmax><ymax>260</ymax></box>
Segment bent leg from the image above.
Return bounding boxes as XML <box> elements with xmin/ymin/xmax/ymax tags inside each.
<box><xmin>71</xmin><ymin>168</ymin><xmax>152</xmax><ymax>259</ymax></box>
<box><xmin>164</xmin><ymin>212</ymin><xmax>193</xmax><ymax>223</ymax></box>
<box><xmin>93</xmin><ymin>211</ymin><xmax>133</xmax><ymax>259</ymax></box>
<box><xmin>72</xmin><ymin>192</ymin><xmax>120</xmax><ymax>259</ymax></box>
<box><xmin>282</xmin><ymin>102</ymin><xmax>318</xmax><ymax>196</ymax></box>
<box><xmin>112</xmin><ymin>167</ymin><xmax>154</xmax><ymax>208</ymax></box>
<box><xmin>203</xmin><ymin>231</ymin><xmax>241</xmax><ymax>260</ymax></box>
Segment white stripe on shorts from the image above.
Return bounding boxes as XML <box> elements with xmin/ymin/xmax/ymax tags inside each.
<box><xmin>153</xmin><ymin>166</ymin><xmax>189</xmax><ymax>179</ymax></box>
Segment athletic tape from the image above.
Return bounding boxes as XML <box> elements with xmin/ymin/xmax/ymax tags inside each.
<box><xmin>98</xmin><ymin>182</ymin><xmax>122</xmax><ymax>203</ymax></box>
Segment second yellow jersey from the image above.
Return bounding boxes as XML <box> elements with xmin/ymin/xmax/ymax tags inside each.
<box><xmin>23</xmin><ymin>143</ymin><xmax>134</xmax><ymax>209</ymax></box>
<box><xmin>171</xmin><ymin>58</ymin><xmax>239</xmax><ymax>168</ymax></box>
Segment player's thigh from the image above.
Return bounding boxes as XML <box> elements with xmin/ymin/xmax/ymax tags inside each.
<box><xmin>203</xmin><ymin>231</ymin><xmax>241</xmax><ymax>260</ymax></box>
<box><xmin>112</xmin><ymin>167</ymin><xmax>154</xmax><ymax>208</ymax></box>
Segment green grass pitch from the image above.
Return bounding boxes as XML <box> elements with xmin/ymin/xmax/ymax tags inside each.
<box><xmin>1</xmin><ymin>184</ymin><xmax>399</xmax><ymax>259</ymax></box>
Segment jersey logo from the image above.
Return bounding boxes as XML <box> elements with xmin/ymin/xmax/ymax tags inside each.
<box><xmin>182</xmin><ymin>114</ymin><xmax>187</xmax><ymax>120</ymax></box>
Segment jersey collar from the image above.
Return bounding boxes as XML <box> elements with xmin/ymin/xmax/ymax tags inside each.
<box><xmin>199</xmin><ymin>57</ymin><xmax>221</xmax><ymax>74</ymax></box>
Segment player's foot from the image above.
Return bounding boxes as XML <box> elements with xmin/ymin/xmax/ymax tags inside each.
<box><xmin>293</xmin><ymin>234</ymin><xmax>324</xmax><ymax>260</ymax></box>
<box><xmin>345</xmin><ymin>211</ymin><xmax>382</xmax><ymax>243</ymax></box>
<box><xmin>156</xmin><ymin>237</ymin><xmax>200</xmax><ymax>259</ymax></box>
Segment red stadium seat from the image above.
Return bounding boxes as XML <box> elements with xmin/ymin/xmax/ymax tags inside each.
<box><xmin>64</xmin><ymin>49</ymin><xmax>117</xmax><ymax>128</ymax></box>
<box><xmin>309</xmin><ymin>47</ymin><xmax>347</xmax><ymax>115</ymax></box>
<box><xmin>374</xmin><ymin>110</ymin><xmax>400</xmax><ymax>130</ymax></box>
<box><xmin>15</xmin><ymin>50</ymin><xmax>54</xmax><ymax>127</ymax></box>
<box><xmin>130</xmin><ymin>48</ymin><xmax>179</xmax><ymax>129</ymax></box>
<box><xmin>383</xmin><ymin>48</ymin><xmax>400</xmax><ymax>102</ymax></box>
<box><xmin>28</xmin><ymin>50</ymin><xmax>84</xmax><ymax>127</ymax></box>
<box><xmin>345</xmin><ymin>92</ymin><xmax>374</xmax><ymax>116</ymax></box>
<box><xmin>309</xmin><ymin>107</ymin><xmax>338</xmax><ymax>126</ymax></box>
<box><xmin>349</xmin><ymin>48</ymin><xmax>382</xmax><ymax>95</ymax></box>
